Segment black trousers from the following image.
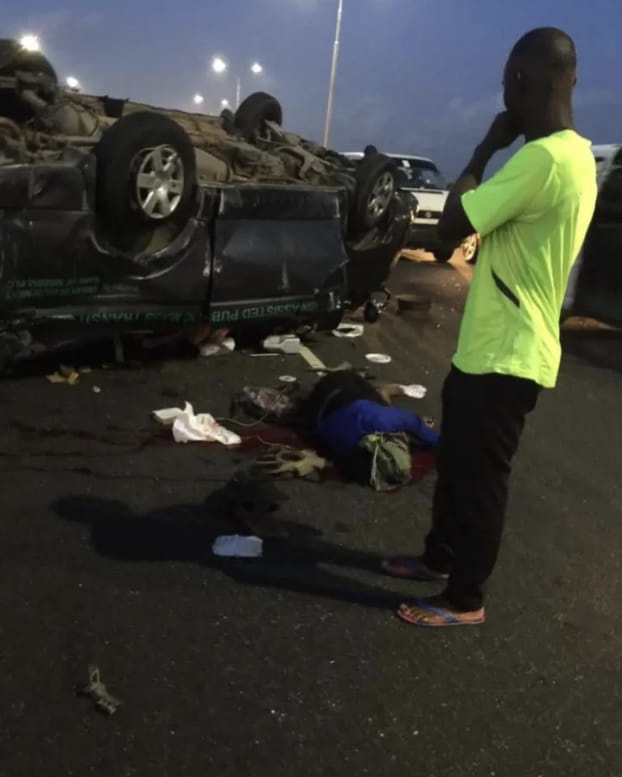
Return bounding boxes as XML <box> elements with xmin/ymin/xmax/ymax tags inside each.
<box><xmin>423</xmin><ymin>366</ymin><xmax>540</xmax><ymax>611</ymax></box>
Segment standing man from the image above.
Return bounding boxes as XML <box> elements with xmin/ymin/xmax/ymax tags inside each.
<box><xmin>382</xmin><ymin>28</ymin><xmax>598</xmax><ymax>627</ymax></box>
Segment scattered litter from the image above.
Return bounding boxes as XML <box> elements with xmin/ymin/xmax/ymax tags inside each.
<box><xmin>250</xmin><ymin>352</ymin><xmax>279</xmax><ymax>358</ymax></box>
<box><xmin>375</xmin><ymin>382</ymin><xmax>427</xmax><ymax>403</ymax></box>
<box><xmin>253</xmin><ymin>447</ymin><xmax>328</xmax><ymax>481</ymax></box>
<box><xmin>92</xmin><ymin>386</ymin><xmax>101</xmax><ymax>394</ymax></box>
<box><xmin>173</xmin><ymin>410</ymin><xmax>241</xmax><ymax>445</ymax></box>
<box><xmin>46</xmin><ymin>365</ymin><xmax>80</xmax><ymax>385</ymax></box>
<box><xmin>231</xmin><ymin>387</ymin><xmax>295</xmax><ymax>422</ymax></box>
<box><xmin>262</xmin><ymin>334</ymin><xmax>301</xmax><ymax>355</ymax></box>
<box><xmin>278</xmin><ymin>375</ymin><xmax>298</xmax><ymax>385</ymax></box>
<box><xmin>199</xmin><ymin>336</ymin><xmax>236</xmax><ymax>358</ymax></box>
<box><xmin>77</xmin><ymin>666</ymin><xmax>121</xmax><ymax>716</ymax></box>
<box><xmin>212</xmin><ymin>534</ymin><xmax>263</xmax><ymax>558</ymax></box>
<box><xmin>79</xmin><ymin>366</ymin><xmax>93</xmax><ymax>374</ymax></box>
<box><xmin>152</xmin><ymin>402</ymin><xmax>241</xmax><ymax>445</ymax></box>
<box><xmin>365</xmin><ymin>353</ymin><xmax>392</xmax><ymax>365</ymax></box>
<box><xmin>152</xmin><ymin>402</ymin><xmax>193</xmax><ymax>426</ymax></box>
<box><xmin>332</xmin><ymin>323</ymin><xmax>364</xmax><ymax>338</ymax></box>
<box><xmin>399</xmin><ymin>384</ymin><xmax>427</xmax><ymax>399</ymax></box>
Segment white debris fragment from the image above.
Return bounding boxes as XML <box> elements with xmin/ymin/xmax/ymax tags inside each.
<box><xmin>152</xmin><ymin>402</ymin><xmax>241</xmax><ymax>446</ymax></box>
<box><xmin>262</xmin><ymin>334</ymin><xmax>301</xmax><ymax>354</ymax></box>
<box><xmin>332</xmin><ymin>323</ymin><xmax>364</xmax><ymax>338</ymax></box>
<box><xmin>399</xmin><ymin>384</ymin><xmax>427</xmax><ymax>399</ymax></box>
<box><xmin>212</xmin><ymin>535</ymin><xmax>263</xmax><ymax>558</ymax></box>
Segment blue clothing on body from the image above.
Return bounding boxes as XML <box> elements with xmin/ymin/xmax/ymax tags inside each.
<box><xmin>314</xmin><ymin>399</ymin><xmax>439</xmax><ymax>457</ymax></box>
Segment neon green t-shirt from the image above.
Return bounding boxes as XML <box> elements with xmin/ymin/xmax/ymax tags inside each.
<box><xmin>456</xmin><ymin>130</ymin><xmax>597</xmax><ymax>388</ymax></box>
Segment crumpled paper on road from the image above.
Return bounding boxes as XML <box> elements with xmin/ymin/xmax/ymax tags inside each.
<box><xmin>152</xmin><ymin>402</ymin><xmax>241</xmax><ymax>446</ymax></box>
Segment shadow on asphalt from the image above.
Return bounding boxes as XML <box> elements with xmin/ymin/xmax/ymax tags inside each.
<box><xmin>52</xmin><ymin>495</ymin><xmax>409</xmax><ymax>610</ymax></box>
<box><xmin>562</xmin><ymin>328</ymin><xmax>622</xmax><ymax>375</ymax></box>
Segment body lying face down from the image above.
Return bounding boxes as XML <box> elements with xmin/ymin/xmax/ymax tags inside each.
<box><xmin>299</xmin><ymin>371</ymin><xmax>439</xmax><ymax>490</ymax></box>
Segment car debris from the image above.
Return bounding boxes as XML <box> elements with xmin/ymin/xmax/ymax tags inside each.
<box><xmin>77</xmin><ymin>666</ymin><xmax>122</xmax><ymax>716</ymax></box>
<box><xmin>230</xmin><ymin>386</ymin><xmax>297</xmax><ymax>425</ymax></box>
<box><xmin>332</xmin><ymin>323</ymin><xmax>364</xmax><ymax>338</ymax></box>
<box><xmin>45</xmin><ymin>365</ymin><xmax>80</xmax><ymax>385</ymax></box>
<box><xmin>365</xmin><ymin>353</ymin><xmax>392</xmax><ymax>364</ymax></box>
<box><xmin>199</xmin><ymin>336</ymin><xmax>236</xmax><ymax>358</ymax></box>
<box><xmin>252</xmin><ymin>447</ymin><xmax>328</xmax><ymax>482</ymax></box>
<box><xmin>212</xmin><ymin>534</ymin><xmax>264</xmax><ymax>558</ymax></box>
<box><xmin>262</xmin><ymin>334</ymin><xmax>302</xmax><ymax>355</ymax></box>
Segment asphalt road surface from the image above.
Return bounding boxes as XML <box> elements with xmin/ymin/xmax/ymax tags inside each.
<box><xmin>1</xmin><ymin>254</ymin><xmax>621</xmax><ymax>777</ymax></box>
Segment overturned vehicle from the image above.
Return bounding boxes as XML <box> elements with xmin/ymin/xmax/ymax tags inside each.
<box><xmin>0</xmin><ymin>39</ymin><xmax>411</xmax><ymax>367</ymax></box>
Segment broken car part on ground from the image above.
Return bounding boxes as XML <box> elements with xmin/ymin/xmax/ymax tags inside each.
<box><xmin>0</xmin><ymin>39</ymin><xmax>413</xmax><ymax>369</ymax></box>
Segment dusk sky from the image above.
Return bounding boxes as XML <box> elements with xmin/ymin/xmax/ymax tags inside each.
<box><xmin>5</xmin><ymin>0</ymin><xmax>621</xmax><ymax>177</ymax></box>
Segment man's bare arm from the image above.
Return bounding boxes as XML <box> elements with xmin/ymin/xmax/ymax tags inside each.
<box><xmin>437</xmin><ymin>112</ymin><xmax>521</xmax><ymax>244</ymax></box>
<box><xmin>437</xmin><ymin>145</ymin><xmax>494</xmax><ymax>243</ymax></box>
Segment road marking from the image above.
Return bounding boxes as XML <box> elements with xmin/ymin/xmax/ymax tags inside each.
<box><xmin>298</xmin><ymin>344</ymin><xmax>325</xmax><ymax>370</ymax></box>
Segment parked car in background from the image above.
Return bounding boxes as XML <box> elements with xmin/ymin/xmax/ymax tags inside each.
<box><xmin>0</xmin><ymin>38</ymin><xmax>411</xmax><ymax>368</ymax></box>
<box><xmin>342</xmin><ymin>151</ymin><xmax>463</xmax><ymax>261</ymax></box>
<box><xmin>563</xmin><ymin>143</ymin><xmax>622</xmax><ymax>324</ymax></box>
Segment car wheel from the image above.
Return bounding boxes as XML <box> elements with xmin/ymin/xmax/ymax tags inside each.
<box><xmin>433</xmin><ymin>248</ymin><xmax>454</xmax><ymax>262</ymax></box>
<box><xmin>0</xmin><ymin>38</ymin><xmax>58</xmax><ymax>123</ymax></box>
<box><xmin>94</xmin><ymin>111</ymin><xmax>197</xmax><ymax>228</ymax></box>
<box><xmin>234</xmin><ymin>92</ymin><xmax>283</xmax><ymax>141</ymax></box>
<box><xmin>461</xmin><ymin>234</ymin><xmax>479</xmax><ymax>263</ymax></box>
<box><xmin>220</xmin><ymin>108</ymin><xmax>235</xmax><ymax>133</ymax></box>
<box><xmin>351</xmin><ymin>153</ymin><xmax>396</xmax><ymax>233</ymax></box>
<box><xmin>0</xmin><ymin>39</ymin><xmax>57</xmax><ymax>83</ymax></box>
<box><xmin>363</xmin><ymin>301</ymin><xmax>381</xmax><ymax>323</ymax></box>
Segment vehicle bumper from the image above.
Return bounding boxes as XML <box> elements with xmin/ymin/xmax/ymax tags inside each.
<box><xmin>406</xmin><ymin>221</ymin><xmax>459</xmax><ymax>253</ymax></box>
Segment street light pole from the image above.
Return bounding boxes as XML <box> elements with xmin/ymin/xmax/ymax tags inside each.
<box><xmin>323</xmin><ymin>0</ymin><xmax>344</xmax><ymax>148</ymax></box>
<box><xmin>236</xmin><ymin>77</ymin><xmax>241</xmax><ymax>109</ymax></box>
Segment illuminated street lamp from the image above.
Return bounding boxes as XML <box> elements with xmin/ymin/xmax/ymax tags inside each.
<box><xmin>211</xmin><ymin>56</ymin><xmax>263</xmax><ymax>109</ymax></box>
<box><xmin>65</xmin><ymin>76</ymin><xmax>81</xmax><ymax>91</ymax></box>
<box><xmin>220</xmin><ymin>99</ymin><xmax>230</xmax><ymax>109</ymax></box>
<box><xmin>19</xmin><ymin>34</ymin><xmax>41</xmax><ymax>52</ymax></box>
<box><xmin>211</xmin><ymin>56</ymin><xmax>227</xmax><ymax>75</ymax></box>
<box><xmin>193</xmin><ymin>93</ymin><xmax>204</xmax><ymax>106</ymax></box>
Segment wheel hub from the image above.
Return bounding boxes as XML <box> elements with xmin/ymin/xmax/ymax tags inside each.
<box><xmin>366</xmin><ymin>171</ymin><xmax>394</xmax><ymax>219</ymax></box>
<box><xmin>133</xmin><ymin>144</ymin><xmax>184</xmax><ymax>220</ymax></box>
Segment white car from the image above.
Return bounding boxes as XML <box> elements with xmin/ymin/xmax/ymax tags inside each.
<box><xmin>342</xmin><ymin>152</ymin><xmax>460</xmax><ymax>261</ymax></box>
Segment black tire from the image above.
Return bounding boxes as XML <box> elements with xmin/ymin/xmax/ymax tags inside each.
<box><xmin>234</xmin><ymin>92</ymin><xmax>283</xmax><ymax>141</ymax></box>
<box><xmin>363</xmin><ymin>301</ymin><xmax>380</xmax><ymax>323</ymax></box>
<box><xmin>350</xmin><ymin>153</ymin><xmax>396</xmax><ymax>233</ymax></box>
<box><xmin>0</xmin><ymin>39</ymin><xmax>57</xmax><ymax>123</ymax></box>
<box><xmin>94</xmin><ymin>112</ymin><xmax>197</xmax><ymax>228</ymax></box>
<box><xmin>0</xmin><ymin>39</ymin><xmax>57</xmax><ymax>83</ymax></box>
<box><xmin>220</xmin><ymin>108</ymin><xmax>235</xmax><ymax>134</ymax></box>
<box><xmin>433</xmin><ymin>248</ymin><xmax>454</xmax><ymax>262</ymax></box>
